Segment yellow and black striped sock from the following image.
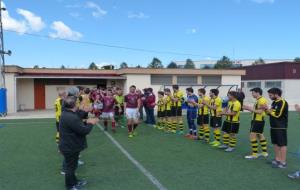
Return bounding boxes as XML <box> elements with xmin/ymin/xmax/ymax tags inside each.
<box><xmin>204</xmin><ymin>127</ymin><xmax>210</xmax><ymax>142</ymax></box>
<box><xmin>55</xmin><ymin>132</ymin><xmax>60</xmax><ymax>143</ymax></box>
<box><xmin>198</xmin><ymin>127</ymin><xmax>204</xmax><ymax>139</ymax></box>
<box><xmin>229</xmin><ymin>136</ymin><xmax>237</xmax><ymax>148</ymax></box>
<box><xmin>215</xmin><ymin>129</ymin><xmax>221</xmax><ymax>142</ymax></box>
<box><xmin>260</xmin><ymin>139</ymin><xmax>268</xmax><ymax>153</ymax></box>
<box><xmin>223</xmin><ymin>133</ymin><xmax>230</xmax><ymax>145</ymax></box>
<box><xmin>172</xmin><ymin>122</ymin><xmax>177</xmax><ymax>132</ymax></box>
<box><xmin>167</xmin><ymin>122</ymin><xmax>172</xmax><ymax>131</ymax></box>
<box><xmin>179</xmin><ymin>122</ymin><xmax>184</xmax><ymax>132</ymax></box>
<box><xmin>251</xmin><ymin>139</ymin><xmax>258</xmax><ymax>155</ymax></box>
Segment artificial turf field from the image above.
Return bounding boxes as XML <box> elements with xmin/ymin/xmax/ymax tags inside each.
<box><xmin>1</xmin><ymin>112</ymin><xmax>300</xmax><ymax>190</ymax></box>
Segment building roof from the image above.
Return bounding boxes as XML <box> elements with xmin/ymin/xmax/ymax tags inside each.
<box><xmin>4</xmin><ymin>65</ymin><xmax>245</xmax><ymax>78</ymax></box>
<box><xmin>242</xmin><ymin>62</ymin><xmax>300</xmax><ymax>80</ymax></box>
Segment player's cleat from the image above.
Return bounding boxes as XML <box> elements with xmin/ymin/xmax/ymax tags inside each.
<box><xmin>218</xmin><ymin>144</ymin><xmax>228</xmax><ymax>149</ymax></box>
<box><xmin>171</xmin><ymin>130</ymin><xmax>176</xmax><ymax>134</ymax></box>
<box><xmin>78</xmin><ymin>160</ymin><xmax>84</xmax><ymax>166</ymax></box>
<box><xmin>120</xmin><ymin>125</ymin><xmax>126</xmax><ymax>129</ymax></box>
<box><xmin>177</xmin><ymin>131</ymin><xmax>184</xmax><ymax>135</ymax></box>
<box><xmin>225</xmin><ymin>147</ymin><xmax>235</xmax><ymax>152</ymax></box>
<box><xmin>245</xmin><ymin>154</ymin><xmax>258</xmax><ymax>159</ymax></box>
<box><xmin>158</xmin><ymin>126</ymin><xmax>164</xmax><ymax>130</ymax></box>
<box><xmin>68</xmin><ymin>186</ymin><xmax>82</xmax><ymax>190</ymax></box>
<box><xmin>258</xmin><ymin>152</ymin><xmax>269</xmax><ymax>158</ymax></box>
<box><xmin>128</xmin><ymin>133</ymin><xmax>134</xmax><ymax>138</ymax></box>
<box><xmin>60</xmin><ymin>171</ymin><xmax>66</xmax><ymax>175</ymax></box>
<box><xmin>185</xmin><ymin>134</ymin><xmax>192</xmax><ymax>138</ymax></box>
<box><xmin>267</xmin><ymin>159</ymin><xmax>279</xmax><ymax>165</ymax></box>
<box><xmin>209</xmin><ymin>141</ymin><xmax>217</xmax><ymax>145</ymax></box>
<box><xmin>288</xmin><ymin>171</ymin><xmax>300</xmax><ymax>180</ymax></box>
<box><xmin>211</xmin><ymin>141</ymin><xmax>221</xmax><ymax>147</ymax></box>
<box><xmin>76</xmin><ymin>180</ymin><xmax>87</xmax><ymax>188</ymax></box>
<box><xmin>133</xmin><ymin>131</ymin><xmax>138</xmax><ymax>136</ymax></box>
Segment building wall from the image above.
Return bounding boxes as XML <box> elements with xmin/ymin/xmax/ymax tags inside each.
<box><xmin>5</xmin><ymin>73</ymin><xmax>17</xmax><ymax>113</ymax></box>
<box><xmin>16</xmin><ymin>78</ymin><xmax>34</xmax><ymax>110</ymax></box>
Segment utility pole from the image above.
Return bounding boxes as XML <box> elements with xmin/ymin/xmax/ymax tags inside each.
<box><xmin>0</xmin><ymin>0</ymin><xmax>11</xmax><ymax>88</ymax></box>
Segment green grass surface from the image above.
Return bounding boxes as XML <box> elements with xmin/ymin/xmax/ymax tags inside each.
<box><xmin>1</xmin><ymin>112</ymin><xmax>300</xmax><ymax>190</ymax></box>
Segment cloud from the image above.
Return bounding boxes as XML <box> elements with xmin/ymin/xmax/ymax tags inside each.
<box><xmin>49</xmin><ymin>21</ymin><xmax>82</xmax><ymax>40</ymax></box>
<box><xmin>16</xmin><ymin>9</ymin><xmax>46</xmax><ymax>32</ymax></box>
<box><xmin>128</xmin><ymin>12</ymin><xmax>149</xmax><ymax>19</ymax></box>
<box><xmin>85</xmin><ymin>1</ymin><xmax>107</xmax><ymax>18</ymax></box>
<box><xmin>251</xmin><ymin>0</ymin><xmax>275</xmax><ymax>3</ymax></box>
<box><xmin>186</xmin><ymin>28</ymin><xmax>197</xmax><ymax>34</ymax></box>
<box><xmin>1</xmin><ymin>2</ymin><xmax>45</xmax><ymax>34</ymax></box>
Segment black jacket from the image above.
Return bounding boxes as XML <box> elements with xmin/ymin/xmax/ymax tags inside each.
<box><xmin>59</xmin><ymin>109</ymin><xmax>93</xmax><ymax>153</ymax></box>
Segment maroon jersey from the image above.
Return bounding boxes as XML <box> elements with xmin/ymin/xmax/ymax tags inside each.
<box><xmin>125</xmin><ymin>93</ymin><xmax>140</xmax><ymax>108</ymax></box>
<box><xmin>102</xmin><ymin>96</ymin><xmax>115</xmax><ymax>112</ymax></box>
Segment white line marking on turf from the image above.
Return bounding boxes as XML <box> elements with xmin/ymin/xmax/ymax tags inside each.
<box><xmin>96</xmin><ymin>124</ymin><xmax>168</xmax><ymax>190</ymax></box>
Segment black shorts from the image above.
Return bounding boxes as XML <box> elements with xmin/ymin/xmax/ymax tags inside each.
<box><xmin>157</xmin><ymin>111</ymin><xmax>165</xmax><ymax>118</ymax></box>
<box><xmin>56</xmin><ymin>121</ymin><xmax>59</xmax><ymax>132</ymax></box>
<box><xmin>222</xmin><ymin>121</ymin><xmax>239</xmax><ymax>134</ymax></box>
<box><xmin>271</xmin><ymin>129</ymin><xmax>287</xmax><ymax>146</ymax></box>
<box><xmin>210</xmin><ymin>117</ymin><xmax>222</xmax><ymax>128</ymax></box>
<box><xmin>197</xmin><ymin>115</ymin><xmax>209</xmax><ymax>125</ymax></box>
<box><xmin>164</xmin><ymin>110</ymin><xmax>172</xmax><ymax>117</ymax></box>
<box><xmin>250</xmin><ymin>120</ymin><xmax>265</xmax><ymax>134</ymax></box>
<box><xmin>171</xmin><ymin>107</ymin><xmax>182</xmax><ymax>117</ymax></box>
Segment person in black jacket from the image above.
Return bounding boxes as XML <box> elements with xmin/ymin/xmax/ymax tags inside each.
<box><xmin>59</xmin><ymin>96</ymin><xmax>98</xmax><ymax>190</ymax></box>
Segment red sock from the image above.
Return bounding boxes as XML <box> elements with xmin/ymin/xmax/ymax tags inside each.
<box><xmin>133</xmin><ymin>124</ymin><xmax>138</xmax><ymax>130</ymax></box>
<box><xmin>128</xmin><ymin>125</ymin><xmax>132</xmax><ymax>132</ymax></box>
<box><xmin>112</xmin><ymin>122</ymin><xmax>116</xmax><ymax>129</ymax></box>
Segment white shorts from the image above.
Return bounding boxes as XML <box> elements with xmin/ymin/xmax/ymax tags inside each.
<box><xmin>101</xmin><ymin>112</ymin><xmax>114</xmax><ymax>119</ymax></box>
<box><xmin>126</xmin><ymin>108</ymin><xmax>139</xmax><ymax>120</ymax></box>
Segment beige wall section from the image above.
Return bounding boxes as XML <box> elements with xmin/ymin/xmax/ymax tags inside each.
<box><xmin>5</xmin><ymin>73</ymin><xmax>16</xmax><ymax>113</ymax></box>
<box><xmin>16</xmin><ymin>78</ymin><xmax>34</xmax><ymax>110</ymax></box>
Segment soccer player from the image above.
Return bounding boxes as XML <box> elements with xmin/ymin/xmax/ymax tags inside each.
<box><xmin>288</xmin><ymin>104</ymin><xmax>300</xmax><ymax>179</ymax></box>
<box><xmin>156</xmin><ymin>91</ymin><xmax>165</xmax><ymax>130</ymax></box>
<box><xmin>196</xmin><ymin>88</ymin><xmax>210</xmax><ymax>142</ymax></box>
<box><xmin>264</xmin><ymin>88</ymin><xmax>289</xmax><ymax>169</ymax></box>
<box><xmin>54</xmin><ymin>91</ymin><xmax>66</xmax><ymax>144</ymax></box>
<box><xmin>220</xmin><ymin>91</ymin><xmax>241</xmax><ymax>152</ymax></box>
<box><xmin>124</xmin><ymin>85</ymin><xmax>141</xmax><ymax>138</ymax></box>
<box><xmin>102</xmin><ymin>89</ymin><xmax>117</xmax><ymax>133</ymax></box>
<box><xmin>243</xmin><ymin>87</ymin><xmax>269</xmax><ymax>159</ymax></box>
<box><xmin>92</xmin><ymin>94</ymin><xmax>103</xmax><ymax>118</ymax></box>
<box><xmin>163</xmin><ymin>88</ymin><xmax>173</xmax><ymax>133</ymax></box>
<box><xmin>171</xmin><ymin>85</ymin><xmax>185</xmax><ymax>134</ymax></box>
<box><xmin>205</xmin><ymin>89</ymin><xmax>223</xmax><ymax>147</ymax></box>
<box><xmin>185</xmin><ymin>87</ymin><xmax>198</xmax><ymax>139</ymax></box>
<box><xmin>114</xmin><ymin>87</ymin><xmax>125</xmax><ymax>128</ymax></box>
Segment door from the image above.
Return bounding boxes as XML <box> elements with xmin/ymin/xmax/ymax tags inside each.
<box><xmin>34</xmin><ymin>80</ymin><xmax>46</xmax><ymax>109</ymax></box>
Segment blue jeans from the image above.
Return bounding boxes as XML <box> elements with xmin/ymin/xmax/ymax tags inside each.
<box><xmin>187</xmin><ymin>110</ymin><xmax>197</xmax><ymax>134</ymax></box>
<box><xmin>147</xmin><ymin>108</ymin><xmax>155</xmax><ymax>125</ymax></box>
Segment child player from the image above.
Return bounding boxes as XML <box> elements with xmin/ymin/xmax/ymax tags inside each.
<box><xmin>124</xmin><ymin>85</ymin><xmax>141</xmax><ymax>138</ymax></box>
<box><xmin>155</xmin><ymin>91</ymin><xmax>165</xmax><ymax>130</ymax></box>
<box><xmin>163</xmin><ymin>88</ymin><xmax>173</xmax><ymax>133</ymax></box>
<box><xmin>102</xmin><ymin>89</ymin><xmax>117</xmax><ymax>133</ymax></box>
<box><xmin>196</xmin><ymin>88</ymin><xmax>210</xmax><ymax>143</ymax></box>
<box><xmin>185</xmin><ymin>87</ymin><xmax>198</xmax><ymax>140</ymax></box>
<box><xmin>220</xmin><ymin>91</ymin><xmax>241</xmax><ymax>152</ymax></box>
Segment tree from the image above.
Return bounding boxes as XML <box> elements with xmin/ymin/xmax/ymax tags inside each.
<box><xmin>252</xmin><ymin>58</ymin><xmax>265</xmax><ymax>65</ymax></box>
<box><xmin>136</xmin><ymin>65</ymin><xmax>142</xmax><ymax>68</ymax></box>
<box><xmin>33</xmin><ymin>65</ymin><xmax>39</xmax><ymax>69</ymax></box>
<box><xmin>167</xmin><ymin>61</ymin><xmax>178</xmax><ymax>68</ymax></box>
<box><xmin>184</xmin><ymin>59</ymin><xmax>195</xmax><ymax>69</ymax></box>
<box><xmin>214</xmin><ymin>56</ymin><xmax>233</xmax><ymax>69</ymax></box>
<box><xmin>294</xmin><ymin>57</ymin><xmax>300</xmax><ymax>63</ymax></box>
<box><xmin>148</xmin><ymin>57</ymin><xmax>164</xmax><ymax>68</ymax></box>
<box><xmin>88</xmin><ymin>62</ymin><xmax>98</xmax><ymax>70</ymax></box>
<box><xmin>60</xmin><ymin>65</ymin><xmax>66</xmax><ymax>69</ymax></box>
<box><xmin>203</xmin><ymin>65</ymin><xmax>212</xmax><ymax>69</ymax></box>
<box><xmin>120</xmin><ymin>62</ymin><xmax>128</xmax><ymax>69</ymax></box>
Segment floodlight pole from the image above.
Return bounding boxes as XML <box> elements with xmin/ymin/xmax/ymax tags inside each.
<box><xmin>0</xmin><ymin>0</ymin><xmax>9</xmax><ymax>89</ymax></box>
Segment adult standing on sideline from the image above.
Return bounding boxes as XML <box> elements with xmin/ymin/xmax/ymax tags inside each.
<box><xmin>145</xmin><ymin>88</ymin><xmax>156</xmax><ymax>126</ymax></box>
<box><xmin>264</xmin><ymin>88</ymin><xmax>289</xmax><ymax>169</ymax></box>
<box><xmin>59</xmin><ymin>96</ymin><xmax>98</xmax><ymax>190</ymax></box>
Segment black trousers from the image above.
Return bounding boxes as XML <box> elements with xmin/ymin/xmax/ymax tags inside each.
<box><xmin>62</xmin><ymin>151</ymin><xmax>80</xmax><ymax>188</ymax></box>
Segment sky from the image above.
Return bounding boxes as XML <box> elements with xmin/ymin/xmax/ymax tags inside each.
<box><xmin>2</xmin><ymin>0</ymin><xmax>300</xmax><ymax>68</ymax></box>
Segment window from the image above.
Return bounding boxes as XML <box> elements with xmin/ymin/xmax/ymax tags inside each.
<box><xmin>151</xmin><ymin>75</ymin><xmax>173</xmax><ymax>85</ymax></box>
<box><xmin>202</xmin><ymin>76</ymin><xmax>221</xmax><ymax>85</ymax></box>
<box><xmin>241</xmin><ymin>82</ymin><xmax>245</xmax><ymax>88</ymax></box>
<box><xmin>177</xmin><ymin>75</ymin><xmax>197</xmax><ymax>85</ymax></box>
<box><xmin>247</xmin><ymin>81</ymin><xmax>261</xmax><ymax>88</ymax></box>
<box><xmin>265</xmin><ymin>81</ymin><xmax>282</xmax><ymax>88</ymax></box>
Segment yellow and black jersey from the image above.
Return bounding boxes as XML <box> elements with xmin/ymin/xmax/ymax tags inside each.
<box><xmin>198</xmin><ymin>95</ymin><xmax>210</xmax><ymax>115</ymax></box>
<box><xmin>209</xmin><ymin>97</ymin><xmax>223</xmax><ymax>117</ymax></box>
<box><xmin>157</xmin><ymin>97</ymin><xmax>165</xmax><ymax>112</ymax></box>
<box><xmin>164</xmin><ymin>95</ymin><xmax>172</xmax><ymax>111</ymax></box>
<box><xmin>172</xmin><ymin>90</ymin><xmax>184</xmax><ymax>107</ymax></box>
<box><xmin>54</xmin><ymin>97</ymin><xmax>63</xmax><ymax>122</ymax></box>
<box><xmin>226</xmin><ymin>100</ymin><xmax>241</xmax><ymax>123</ymax></box>
<box><xmin>269</xmin><ymin>98</ymin><xmax>288</xmax><ymax>129</ymax></box>
<box><xmin>252</xmin><ymin>97</ymin><xmax>268</xmax><ymax>121</ymax></box>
